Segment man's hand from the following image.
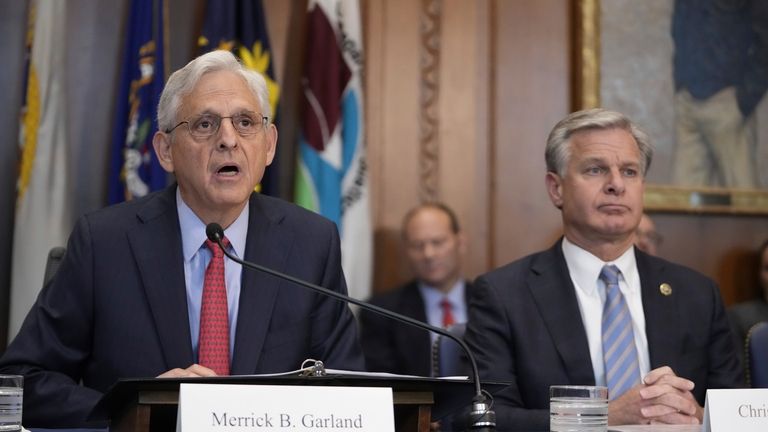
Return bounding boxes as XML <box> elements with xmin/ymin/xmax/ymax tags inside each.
<box><xmin>607</xmin><ymin>383</ymin><xmax>647</xmax><ymax>425</ymax></box>
<box><xmin>640</xmin><ymin>366</ymin><xmax>702</xmax><ymax>424</ymax></box>
<box><xmin>156</xmin><ymin>364</ymin><xmax>218</xmax><ymax>378</ymax></box>
<box><xmin>607</xmin><ymin>366</ymin><xmax>702</xmax><ymax>425</ymax></box>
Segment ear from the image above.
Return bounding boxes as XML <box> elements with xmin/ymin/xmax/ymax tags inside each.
<box><xmin>152</xmin><ymin>131</ymin><xmax>174</xmax><ymax>173</ymax></box>
<box><xmin>456</xmin><ymin>231</ymin><xmax>468</xmax><ymax>256</ymax></box>
<box><xmin>545</xmin><ymin>171</ymin><xmax>564</xmax><ymax>209</ymax></box>
<box><xmin>264</xmin><ymin>124</ymin><xmax>278</xmax><ymax>166</ymax></box>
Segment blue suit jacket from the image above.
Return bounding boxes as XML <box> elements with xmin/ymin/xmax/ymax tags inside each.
<box><xmin>0</xmin><ymin>186</ymin><xmax>364</xmax><ymax>427</ymax></box>
<box><xmin>465</xmin><ymin>239</ymin><xmax>742</xmax><ymax>431</ymax></box>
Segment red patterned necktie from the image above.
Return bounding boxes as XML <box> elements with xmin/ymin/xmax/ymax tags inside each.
<box><xmin>199</xmin><ymin>237</ymin><xmax>231</xmax><ymax>375</ymax></box>
<box><xmin>440</xmin><ymin>298</ymin><xmax>455</xmax><ymax>328</ymax></box>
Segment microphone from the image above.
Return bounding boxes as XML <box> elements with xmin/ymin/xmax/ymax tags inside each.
<box><xmin>206</xmin><ymin>223</ymin><xmax>495</xmax><ymax>430</ymax></box>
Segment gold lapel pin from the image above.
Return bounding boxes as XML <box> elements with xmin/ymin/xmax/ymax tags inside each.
<box><xmin>659</xmin><ymin>283</ymin><xmax>672</xmax><ymax>296</ymax></box>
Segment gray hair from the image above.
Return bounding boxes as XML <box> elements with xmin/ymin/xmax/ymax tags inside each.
<box><xmin>545</xmin><ymin>108</ymin><xmax>653</xmax><ymax>177</ymax></box>
<box><xmin>157</xmin><ymin>50</ymin><xmax>272</xmax><ymax>132</ymax></box>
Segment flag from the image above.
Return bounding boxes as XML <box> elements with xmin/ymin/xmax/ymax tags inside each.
<box><xmin>295</xmin><ymin>0</ymin><xmax>372</xmax><ymax>300</ymax></box>
<box><xmin>198</xmin><ymin>0</ymin><xmax>281</xmax><ymax>196</ymax></box>
<box><xmin>107</xmin><ymin>0</ymin><xmax>168</xmax><ymax>204</ymax></box>
<box><xmin>10</xmin><ymin>0</ymin><xmax>70</xmax><ymax>338</ymax></box>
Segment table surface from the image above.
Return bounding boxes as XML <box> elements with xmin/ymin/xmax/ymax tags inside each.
<box><xmin>24</xmin><ymin>425</ymin><xmax>701</xmax><ymax>432</ymax></box>
<box><xmin>610</xmin><ymin>425</ymin><xmax>701</xmax><ymax>432</ymax></box>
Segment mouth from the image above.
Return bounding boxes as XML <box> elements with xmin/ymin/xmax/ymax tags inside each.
<box><xmin>215</xmin><ymin>163</ymin><xmax>241</xmax><ymax>177</ymax></box>
<box><xmin>599</xmin><ymin>203</ymin><xmax>629</xmax><ymax>213</ymax></box>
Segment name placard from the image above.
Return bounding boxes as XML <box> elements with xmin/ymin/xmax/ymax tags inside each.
<box><xmin>176</xmin><ymin>384</ymin><xmax>394</xmax><ymax>432</ymax></box>
<box><xmin>703</xmin><ymin>389</ymin><xmax>768</xmax><ymax>432</ymax></box>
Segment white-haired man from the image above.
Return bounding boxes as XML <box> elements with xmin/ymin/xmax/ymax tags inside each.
<box><xmin>0</xmin><ymin>50</ymin><xmax>364</xmax><ymax>428</ymax></box>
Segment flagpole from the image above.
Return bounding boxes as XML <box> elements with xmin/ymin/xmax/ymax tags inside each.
<box><xmin>279</xmin><ymin>0</ymin><xmax>310</xmax><ymax>201</ymax></box>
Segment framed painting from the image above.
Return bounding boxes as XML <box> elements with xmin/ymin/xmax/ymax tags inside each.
<box><xmin>574</xmin><ymin>0</ymin><xmax>768</xmax><ymax>214</ymax></box>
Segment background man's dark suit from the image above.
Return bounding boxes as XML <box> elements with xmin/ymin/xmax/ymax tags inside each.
<box><xmin>359</xmin><ymin>280</ymin><xmax>472</xmax><ymax>376</ymax></box>
<box><xmin>465</xmin><ymin>240</ymin><xmax>742</xmax><ymax>431</ymax></box>
<box><xmin>0</xmin><ymin>185</ymin><xmax>364</xmax><ymax>427</ymax></box>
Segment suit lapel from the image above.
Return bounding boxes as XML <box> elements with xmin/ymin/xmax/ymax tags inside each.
<box><xmin>636</xmin><ymin>250</ymin><xmax>679</xmax><ymax>369</ymax></box>
<box><xmin>528</xmin><ymin>241</ymin><xmax>595</xmax><ymax>385</ymax></box>
<box><xmin>396</xmin><ymin>283</ymin><xmax>431</xmax><ymax>373</ymax></box>
<box><xmin>231</xmin><ymin>194</ymin><xmax>289</xmax><ymax>374</ymax></box>
<box><xmin>463</xmin><ymin>280</ymin><xmax>473</xmax><ymax>305</ymax></box>
<box><xmin>399</xmin><ymin>282</ymin><xmax>428</xmax><ymax>321</ymax></box>
<box><xmin>128</xmin><ymin>186</ymin><xmax>194</xmax><ymax>369</ymax></box>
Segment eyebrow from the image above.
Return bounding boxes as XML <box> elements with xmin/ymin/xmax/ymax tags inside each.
<box><xmin>193</xmin><ymin>109</ymin><xmax>258</xmax><ymax>116</ymax></box>
<box><xmin>580</xmin><ymin>157</ymin><xmax>639</xmax><ymax>167</ymax></box>
<box><xmin>581</xmin><ymin>157</ymin><xmax>605</xmax><ymax>165</ymax></box>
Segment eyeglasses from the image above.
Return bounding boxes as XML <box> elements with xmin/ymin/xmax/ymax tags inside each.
<box><xmin>165</xmin><ymin>112</ymin><xmax>269</xmax><ymax>138</ymax></box>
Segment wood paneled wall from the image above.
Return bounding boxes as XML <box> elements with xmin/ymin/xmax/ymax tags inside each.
<box><xmin>268</xmin><ymin>0</ymin><xmax>768</xmax><ymax>303</ymax></box>
<box><xmin>365</xmin><ymin>0</ymin><xmax>572</xmax><ymax>293</ymax></box>
<box><xmin>490</xmin><ymin>0</ymin><xmax>571</xmax><ymax>265</ymax></box>
<box><xmin>366</xmin><ymin>0</ymin><xmax>492</xmax><ymax>292</ymax></box>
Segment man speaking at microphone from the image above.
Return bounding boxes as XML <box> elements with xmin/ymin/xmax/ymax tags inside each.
<box><xmin>0</xmin><ymin>50</ymin><xmax>364</xmax><ymax>428</ymax></box>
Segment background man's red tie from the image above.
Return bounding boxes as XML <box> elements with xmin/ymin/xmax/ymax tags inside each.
<box><xmin>199</xmin><ymin>237</ymin><xmax>231</xmax><ymax>375</ymax></box>
<box><xmin>440</xmin><ymin>298</ymin><xmax>455</xmax><ymax>328</ymax></box>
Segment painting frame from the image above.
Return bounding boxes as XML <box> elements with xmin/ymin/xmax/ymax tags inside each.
<box><xmin>573</xmin><ymin>0</ymin><xmax>768</xmax><ymax>215</ymax></box>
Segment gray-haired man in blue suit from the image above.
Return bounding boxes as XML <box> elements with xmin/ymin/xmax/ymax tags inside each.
<box><xmin>0</xmin><ymin>50</ymin><xmax>364</xmax><ymax>428</ymax></box>
<box><xmin>465</xmin><ymin>109</ymin><xmax>741</xmax><ymax>431</ymax></box>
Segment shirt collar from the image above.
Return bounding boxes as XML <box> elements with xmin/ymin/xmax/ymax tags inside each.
<box><xmin>561</xmin><ymin>236</ymin><xmax>638</xmax><ymax>296</ymax></box>
<box><xmin>177</xmin><ymin>188</ymin><xmax>249</xmax><ymax>261</ymax></box>
<box><xmin>418</xmin><ymin>279</ymin><xmax>466</xmax><ymax>309</ymax></box>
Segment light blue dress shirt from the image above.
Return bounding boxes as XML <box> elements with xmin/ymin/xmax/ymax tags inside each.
<box><xmin>418</xmin><ymin>280</ymin><xmax>467</xmax><ymax>343</ymax></box>
<box><xmin>176</xmin><ymin>189</ymin><xmax>248</xmax><ymax>363</ymax></box>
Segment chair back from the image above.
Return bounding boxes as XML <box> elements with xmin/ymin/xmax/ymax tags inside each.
<box><xmin>431</xmin><ymin>323</ymin><xmax>468</xmax><ymax>377</ymax></box>
<box><xmin>747</xmin><ymin>321</ymin><xmax>768</xmax><ymax>388</ymax></box>
<box><xmin>43</xmin><ymin>246</ymin><xmax>66</xmax><ymax>286</ymax></box>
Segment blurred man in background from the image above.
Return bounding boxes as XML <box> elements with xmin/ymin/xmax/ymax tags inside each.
<box><xmin>635</xmin><ymin>213</ymin><xmax>662</xmax><ymax>256</ymax></box>
<box><xmin>359</xmin><ymin>203</ymin><xmax>471</xmax><ymax>376</ymax></box>
<box><xmin>728</xmin><ymin>239</ymin><xmax>768</xmax><ymax>358</ymax></box>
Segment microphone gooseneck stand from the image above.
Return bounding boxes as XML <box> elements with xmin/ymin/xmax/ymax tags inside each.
<box><xmin>205</xmin><ymin>223</ymin><xmax>495</xmax><ymax>430</ymax></box>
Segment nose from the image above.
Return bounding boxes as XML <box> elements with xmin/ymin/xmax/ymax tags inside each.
<box><xmin>604</xmin><ymin>168</ymin><xmax>625</xmax><ymax>195</ymax></box>
<box><xmin>422</xmin><ymin>243</ymin><xmax>438</xmax><ymax>260</ymax></box>
<box><xmin>216</xmin><ymin>118</ymin><xmax>238</xmax><ymax>150</ymax></box>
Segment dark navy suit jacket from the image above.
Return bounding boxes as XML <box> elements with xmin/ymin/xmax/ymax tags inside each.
<box><xmin>0</xmin><ymin>186</ymin><xmax>364</xmax><ymax>427</ymax></box>
<box><xmin>359</xmin><ymin>280</ymin><xmax>472</xmax><ymax>376</ymax></box>
<box><xmin>465</xmin><ymin>239</ymin><xmax>742</xmax><ymax>431</ymax></box>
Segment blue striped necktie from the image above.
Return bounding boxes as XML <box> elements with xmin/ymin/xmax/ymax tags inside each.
<box><xmin>600</xmin><ymin>265</ymin><xmax>641</xmax><ymax>400</ymax></box>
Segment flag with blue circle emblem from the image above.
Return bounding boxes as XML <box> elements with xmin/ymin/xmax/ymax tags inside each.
<box><xmin>295</xmin><ymin>0</ymin><xmax>371</xmax><ymax>300</ymax></box>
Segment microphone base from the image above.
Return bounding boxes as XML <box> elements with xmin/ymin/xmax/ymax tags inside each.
<box><xmin>468</xmin><ymin>399</ymin><xmax>496</xmax><ymax>431</ymax></box>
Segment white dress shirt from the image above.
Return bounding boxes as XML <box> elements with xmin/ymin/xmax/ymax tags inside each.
<box><xmin>561</xmin><ymin>237</ymin><xmax>651</xmax><ymax>386</ymax></box>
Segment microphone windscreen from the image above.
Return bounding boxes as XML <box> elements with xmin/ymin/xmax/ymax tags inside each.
<box><xmin>206</xmin><ymin>223</ymin><xmax>224</xmax><ymax>242</ymax></box>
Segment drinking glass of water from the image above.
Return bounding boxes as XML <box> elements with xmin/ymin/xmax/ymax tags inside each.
<box><xmin>550</xmin><ymin>385</ymin><xmax>608</xmax><ymax>432</ymax></box>
<box><xmin>0</xmin><ymin>375</ymin><xmax>22</xmax><ymax>432</ymax></box>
